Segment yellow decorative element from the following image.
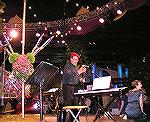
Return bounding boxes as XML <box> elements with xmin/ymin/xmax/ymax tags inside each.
<box><xmin>8</xmin><ymin>52</ymin><xmax>20</xmax><ymax>64</ymax></box>
<box><xmin>26</xmin><ymin>53</ymin><xmax>35</xmax><ymax>64</ymax></box>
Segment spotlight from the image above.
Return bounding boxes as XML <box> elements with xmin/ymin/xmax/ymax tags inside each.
<box><xmin>62</xmin><ymin>40</ymin><xmax>65</xmax><ymax>44</ymax></box>
<box><xmin>36</xmin><ymin>32</ymin><xmax>40</xmax><ymax>37</ymax></box>
<box><xmin>99</xmin><ymin>18</ymin><xmax>104</xmax><ymax>23</ymax></box>
<box><xmin>75</xmin><ymin>3</ymin><xmax>79</xmax><ymax>7</ymax></box>
<box><xmin>117</xmin><ymin>9</ymin><xmax>122</xmax><ymax>15</ymax></box>
<box><xmin>77</xmin><ymin>26</ymin><xmax>82</xmax><ymax>31</ymax></box>
<box><xmin>56</xmin><ymin>30</ymin><xmax>61</xmax><ymax>35</ymax></box>
<box><xmin>10</xmin><ymin>29</ymin><xmax>18</xmax><ymax>38</ymax></box>
<box><xmin>29</xmin><ymin>6</ymin><xmax>32</xmax><ymax>9</ymax></box>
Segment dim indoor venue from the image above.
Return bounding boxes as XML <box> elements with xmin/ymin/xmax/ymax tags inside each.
<box><xmin>0</xmin><ymin>0</ymin><xmax>150</xmax><ymax>122</ymax></box>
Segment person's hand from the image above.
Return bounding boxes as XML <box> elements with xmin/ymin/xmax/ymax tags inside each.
<box><xmin>78</xmin><ymin>66</ymin><xmax>87</xmax><ymax>74</ymax></box>
<box><xmin>142</xmin><ymin>111</ymin><xmax>147</xmax><ymax>116</ymax></box>
<box><xmin>80</xmin><ymin>78</ymin><xmax>86</xmax><ymax>82</ymax></box>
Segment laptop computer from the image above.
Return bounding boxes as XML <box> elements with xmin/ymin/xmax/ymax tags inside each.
<box><xmin>92</xmin><ymin>76</ymin><xmax>111</xmax><ymax>90</ymax></box>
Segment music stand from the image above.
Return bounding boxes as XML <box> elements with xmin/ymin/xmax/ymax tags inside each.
<box><xmin>26</xmin><ymin>61</ymin><xmax>59</xmax><ymax>122</ymax></box>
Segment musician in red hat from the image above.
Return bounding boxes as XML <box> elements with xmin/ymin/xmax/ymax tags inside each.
<box><xmin>61</xmin><ymin>51</ymin><xmax>87</xmax><ymax>122</ymax></box>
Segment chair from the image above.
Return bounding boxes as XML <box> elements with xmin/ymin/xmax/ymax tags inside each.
<box><xmin>62</xmin><ymin>105</ymin><xmax>88</xmax><ymax>122</ymax></box>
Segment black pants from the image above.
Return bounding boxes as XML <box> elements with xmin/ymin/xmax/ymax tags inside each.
<box><xmin>58</xmin><ymin>84</ymin><xmax>79</xmax><ymax>122</ymax></box>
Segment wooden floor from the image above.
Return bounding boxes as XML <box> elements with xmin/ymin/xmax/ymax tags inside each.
<box><xmin>0</xmin><ymin>114</ymin><xmax>138</xmax><ymax>122</ymax></box>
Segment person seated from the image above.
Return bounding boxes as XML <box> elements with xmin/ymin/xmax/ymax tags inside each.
<box><xmin>125</xmin><ymin>80</ymin><xmax>147</xmax><ymax>121</ymax></box>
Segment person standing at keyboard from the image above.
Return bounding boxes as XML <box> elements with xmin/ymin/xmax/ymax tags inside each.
<box><xmin>61</xmin><ymin>52</ymin><xmax>87</xmax><ymax>122</ymax></box>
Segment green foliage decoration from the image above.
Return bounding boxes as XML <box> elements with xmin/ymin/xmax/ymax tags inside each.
<box><xmin>26</xmin><ymin>53</ymin><xmax>35</xmax><ymax>64</ymax></box>
<box><xmin>8</xmin><ymin>53</ymin><xmax>20</xmax><ymax>64</ymax></box>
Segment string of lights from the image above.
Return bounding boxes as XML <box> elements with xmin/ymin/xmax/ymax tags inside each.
<box><xmin>2</xmin><ymin>0</ymin><xmax>127</xmax><ymax>37</ymax></box>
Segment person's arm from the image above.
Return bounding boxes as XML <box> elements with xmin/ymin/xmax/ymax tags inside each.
<box><xmin>139</xmin><ymin>93</ymin><xmax>146</xmax><ymax>115</ymax></box>
<box><xmin>119</xmin><ymin>100</ymin><xmax>125</xmax><ymax>115</ymax></box>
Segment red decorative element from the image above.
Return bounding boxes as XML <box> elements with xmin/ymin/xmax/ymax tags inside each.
<box><xmin>12</xmin><ymin>54</ymin><xmax>33</xmax><ymax>76</ymax></box>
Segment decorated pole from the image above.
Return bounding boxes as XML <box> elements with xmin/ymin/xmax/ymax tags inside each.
<box><xmin>22</xmin><ymin>0</ymin><xmax>27</xmax><ymax>118</ymax></box>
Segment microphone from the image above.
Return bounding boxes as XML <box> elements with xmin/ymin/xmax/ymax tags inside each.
<box><xmin>82</xmin><ymin>65</ymin><xmax>89</xmax><ymax>68</ymax></box>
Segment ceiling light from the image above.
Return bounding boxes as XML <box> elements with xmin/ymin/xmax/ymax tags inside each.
<box><xmin>34</xmin><ymin>14</ymin><xmax>36</xmax><ymax>17</ymax></box>
<box><xmin>62</xmin><ymin>40</ymin><xmax>65</xmax><ymax>44</ymax></box>
<box><xmin>29</xmin><ymin>6</ymin><xmax>32</xmax><ymax>9</ymax></box>
<box><xmin>75</xmin><ymin>3</ymin><xmax>79</xmax><ymax>7</ymax></box>
<box><xmin>35</xmin><ymin>32</ymin><xmax>40</xmax><ymax>37</ymax></box>
<box><xmin>56</xmin><ymin>30</ymin><xmax>61</xmax><ymax>35</ymax></box>
<box><xmin>99</xmin><ymin>18</ymin><xmax>104</xmax><ymax>23</ymax></box>
<box><xmin>117</xmin><ymin>10</ymin><xmax>122</xmax><ymax>15</ymax></box>
<box><xmin>77</xmin><ymin>26</ymin><xmax>82</xmax><ymax>31</ymax></box>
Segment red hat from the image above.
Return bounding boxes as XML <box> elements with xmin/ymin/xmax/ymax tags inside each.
<box><xmin>70</xmin><ymin>52</ymin><xmax>80</xmax><ymax>59</ymax></box>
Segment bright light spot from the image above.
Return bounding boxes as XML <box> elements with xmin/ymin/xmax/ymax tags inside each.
<box><xmin>10</xmin><ymin>30</ymin><xmax>18</xmax><ymax>38</ymax></box>
<box><xmin>3</xmin><ymin>19</ymin><xmax>5</xmax><ymax>22</ymax></box>
<box><xmin>29</xmin><ymin>6</ymin><xmax>32</xmax><ymax>9</ymax></box>
<box><xmin>33</xmin><ymin>103</ymin><xmax>39</xmax><ymax>109</ymax></box>
<box><xmin>50</xmin><ymin>32</ymin><xmax>53</xmax><ymax>35</ymax></box>
<box><xmin>71</xmin><ymin>27</ymin><xmax>73</xmax><ymax>30</ymax></box>
<box><xmin>65</xmin><ymin>33</ymin><xmax>68</xmax><ymax>36</ymax></box>
<box><xmin>44</xmin><ymin>27</ymin><xmax>47</xmax><ymax>30</ymax></box>
<box><xmin>86</xmin><ymin>6</ymin><xmax>89</xmax><ymax>9</ymax></box>
<box><xmin>34</xmin><ymin>14</ymin><xmax>37</xmax><ymax>17</ymax></box>
<box><xmin>74</xmin><ymin>23</ymin><xmax>77</xmax><ymax>26</ymax></box>
<box><xmin>143</xmin><ymin>57</ymin><xmax>145</xmax><ymax>62</ymax></box>
<box><xmin>57</xmin><ymin>41</ymin><xmax>60</xmax><ymax>43</ymax></box>
<box><xmin>61</xmin><ymin>34</ymin><xmax>63</xmax><ymax>37</ymax></box>
<box><xmin>114</xmin><ymin>2</ymin><xmax>117</xmax><ymax>5</ymax></box>
<box><xmin>77</xmin><ymin>26</ymin><xmax>82</xmax><ymax>31</ymax></box>
<box><xmin>62</xmin><ymin>40</ymin><xmax>65</xmax><ymax>44</ymax></box>
<box><xmin>38</xmin><ymin>22</ymin><xmax>41</xmax><ymax>24</ymax></box>
<box><xmin>106</xmin><ymin>4</ymin><xmax>109</xmax><ymax>7</ymax></box>
<box><xmin>117</xmin><ymin>10</ymin><xmax>122</xmax><ymax>15</ymax></box>
<box><xmin>99</xmin><ymin>18</ymin><xmax>104</xmax><ymax>23</ymax></box>
<box><xmin>96</xmin><ymin>7</ymin><xmax>99</xmax><ymax>10</ymax></box>
<box><xmin>36</xmin><ymin>32</ymin><xmax>40</xmax><ymax>37</ymax></box>
<box><xmin>75</xmin><ymin>3</ymin><xmax>79</xmax><ymax>7</ymax></box>
<box><xmin>56</xmin><ymin>30</ymin><xmax>61</xmax><ymax>35</ymax></box>
<box><xmin>60</xmin><ymin>70</ymin><xmax>63</xmax><ymax>74</ymax></box>
<box><xmin>66</xmin><ymin>0</ymin><xmax>69</xmax><ymax>2</ymax></box>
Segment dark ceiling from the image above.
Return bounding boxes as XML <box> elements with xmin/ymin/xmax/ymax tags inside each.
<box><xmin>1</xmin><ymin>0</ymin><xmax>150</xmax><ymax>69</ymax></box>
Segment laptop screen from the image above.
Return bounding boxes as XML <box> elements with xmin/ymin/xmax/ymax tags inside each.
<box><xmin>92</xmin><ymin>76</ymin><xmax>111</xmax><ymax>90</ymax></box>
